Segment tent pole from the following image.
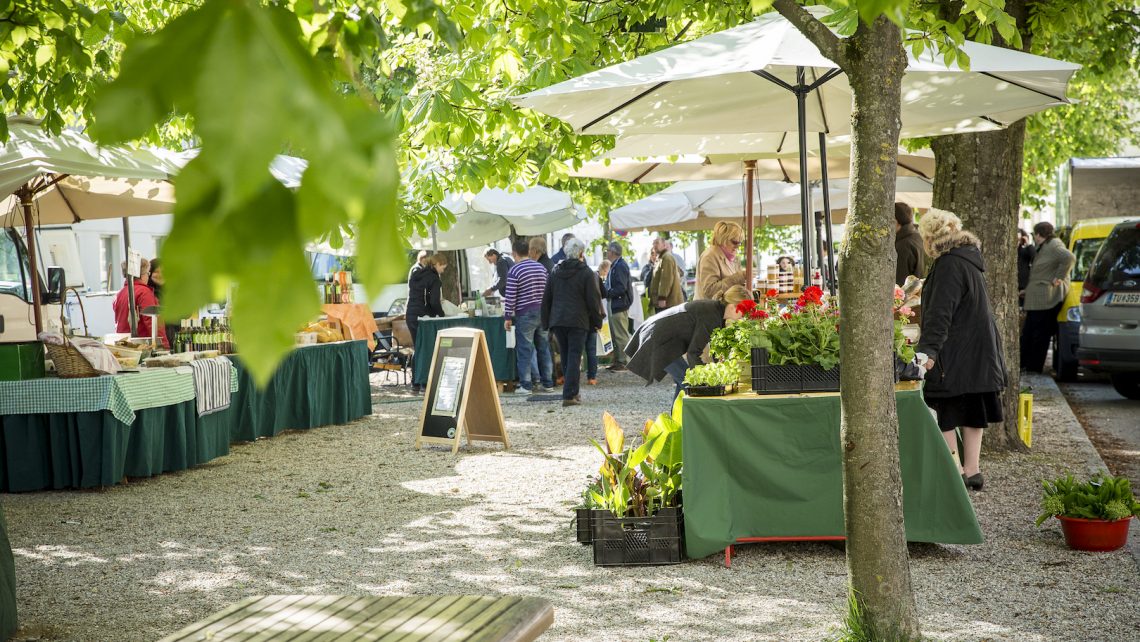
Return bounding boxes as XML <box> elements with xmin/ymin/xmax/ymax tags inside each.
<box><xmin>795</xmin><ymin>67</ymin><xmax>813</xmax><ymax>287</ymax></box>
<box><xmin>818</xmin><ymin>132</ymin><xmax>837</xmax><ymax>296</ymax></box>
<box><xmin>123</xmin><ymin>217</ymin><xmax>138</xmax><ymax>336</ymax></box>
<box><xmin>431</xmin><ymin>224</ymin><xmax>438</xmax><ymax>252</ymax></box>
<box><xmin>19</xmin><ymin>191</ymin><xmax>45</xmax><ymax>334</ymax></box>
<box><xmin>744</xmin><ymin>160</ymin><xmax>756</xmax><ymax>290</ymax></box>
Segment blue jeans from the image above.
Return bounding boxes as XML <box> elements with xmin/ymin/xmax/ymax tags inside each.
<box><xmin>586</xmin><ymin>330</ymin><xmax>598</xmax><ymax>379</ymax></box>
<box><xmin>514</xmin><ymin>310</ymin><xmax>553</xmax><ymax>390</ymax></box>
<box><xmin>552</xmin><ymin>326</ymin><xmax>587</xmax><ymax>400</ymax></box>
<box><xmin>663</xmin><ymin>357</ymin><xmax>689</xmax><ymax>399</ymax></box>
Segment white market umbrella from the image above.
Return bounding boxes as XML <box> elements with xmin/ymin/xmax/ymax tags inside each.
<box><xmin>513</xmin><ymin>7</ymin><xmax>1077</xmax><ymax>285</ymax></box>
<box><xmin>0</xmin><ymin>117</ymin><xmax>183</xmax><ymax>333</ymax></box>
<box><xmin>408</xmin><ymin>186</ymin><xmax>584</xmax><ymax>251</ymax></box>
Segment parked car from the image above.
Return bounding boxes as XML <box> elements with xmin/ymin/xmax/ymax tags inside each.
<box><xmin>1053</xmin><ymin>217</ymin><xmax>1131</xmax><ymax>381</ymax></box>
<box><xmin>1077</xmin><ymin>219</ymin><xmax>1140</xmax><ymax>399</ymax></box>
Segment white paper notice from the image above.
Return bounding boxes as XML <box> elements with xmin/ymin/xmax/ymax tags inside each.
<box><xmin>432</xmin><ymin>356</ymin><xmax>467</xmax><ymax>417</ymax></box>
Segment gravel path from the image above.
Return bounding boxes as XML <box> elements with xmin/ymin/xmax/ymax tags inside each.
<box><xmin>3</xmin><ymin>371</ymin><xmax>1139</xmax><ymax>641</ymax></box>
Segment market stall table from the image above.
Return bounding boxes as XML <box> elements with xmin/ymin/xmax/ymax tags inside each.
<box><xmin>413</xmin><ymin>316</ymin><xmax>515</xmax><ymax>386</ymax></box>
<box><xmin>0</xmin><ymin>365</ymin><xmax>236</xmax><ymax>492</ymax></box>
<box><xmin>680</xmin><ymin>382</ymin><xmax>983</xmax><ymax>563</ymax></box>
<box><xmin>321</xmin><ymin>303</ymin><xmax>380</xmax><ymax>350</ymax></box>
<box><xmin>223</xmin><ymin>340</ymin><xmax>372</xmax><ymax>442</ymax></box>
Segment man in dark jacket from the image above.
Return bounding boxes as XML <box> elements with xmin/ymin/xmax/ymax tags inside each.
<box><xmin>894</xmin><ymin>202</ymin><xmax>925</xmax><ymax>286</ymax></box>
<box><xmin>550</xmin><ymin>233</ymin><xmax>575</xmax><ymax>265</ymax></box>
<box><xmin>1017</xmin><ymin>228</ymin><xmax>1035</xmax><ymax>307</ymax></box>
<box><xmin>541</xmin><ymin>238</ymin><xmax>603</xmax><ymax>406</ymax></box>
<box><xmin>604</xmin><ymin>242</ymin><xmax>633</xmax><ymax>371</ymax></box>
<box><xmin>482</xmin><ymin>248</ymin><xmax>514</xmax><ymax>298</ymax></box>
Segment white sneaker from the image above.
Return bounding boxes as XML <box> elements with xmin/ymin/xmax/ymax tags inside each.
<box><xmin>512</xmin><ymin>387</ymin><xmax>532</xmax><ymax>395</ymax></box>
<box><xmin>540</xmin><ymin>386</ymin><xmax>556</xmax><ymax>393</ymax></box>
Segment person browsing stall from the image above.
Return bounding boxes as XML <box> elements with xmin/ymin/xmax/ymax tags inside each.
<box><xmin>482</xmin><ymin>248</ymin><xmax>514</xmax><ymax>299</ymax></box>
<box><xmin>504</xmin><ymin>239</ymin><xmax>554</xmax><ymax>394</ymax></box>
<box><xmin>696</xmin><ymin>221</ymin><xmax>748</xmax><ymax>300</ymax></box>
<box><xmin>648</xmin><ymin>237</ymin><xmax>684</xmax><ymax>314</ymax></box>
<box><xmin>541</xmin><ymin>238</ymin><xmax>603</xmax><ymax>407</ymax></box>
<box><xmin>603</xmin><ymin>242</ymin><xmax>633</xmax><ymax>372</ymax></box>
<box><xmin>625</xmin><ymin>285</ymin><xmax>751</xmax><ymax>398</ymax></box>
<box><xmin>917</xmin><ymin>209</ymin><xmax>1007</xmax><ymax>491</ymax></box>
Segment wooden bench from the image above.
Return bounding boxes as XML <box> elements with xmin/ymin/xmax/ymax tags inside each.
<box><xmin>158</xmin><ymin>594</ymin><xmax>554</xmax><ymax>642</ymax></box>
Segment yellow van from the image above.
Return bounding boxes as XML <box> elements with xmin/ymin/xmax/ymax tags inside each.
<box><xmin>1053</xmin><ymin>216</ymin><xmax>1132</xmax><ymax>380</ymax></box>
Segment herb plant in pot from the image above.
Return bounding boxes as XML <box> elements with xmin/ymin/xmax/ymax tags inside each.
<box><xmin>1036</xmin><ymin>472</ymin><xmax>1140</xmax><ymax>552</ymax></box>
<box><xmin>683</xmin><ymin>361</ymin><xmax>739</xmax><ymax>397</ymax></box>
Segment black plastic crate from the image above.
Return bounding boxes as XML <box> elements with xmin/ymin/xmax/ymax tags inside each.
<box><xmin>751</xmin><ymin>347</ymin><xmax>840</xmax><ymax>394</ymax></box>
<box><xmin>575</xmin><ymin>508</ymin><xmax>602</xmax><ymax>544</ymax></box>
<box><xmin>592</xmin><ymin>507</ymin><xmax>683</xmax><ymax>566</ymax></box>
<box><xmin>686</xmin><ymin>384</ymin><xmax>726</xmax><ymax>397</ymax></box>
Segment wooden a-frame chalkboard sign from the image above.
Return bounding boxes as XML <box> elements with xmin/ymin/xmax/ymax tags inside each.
<box><xmin>415</xmin><ymin>327</ymin><xmax>509</xmax><ymax>453</ymax></box>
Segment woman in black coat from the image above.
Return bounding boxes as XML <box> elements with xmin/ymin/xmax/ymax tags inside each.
<box><xmin>406</xmin><ymin>254</ymin><xmax>447</xmax><ymax>344</ymax></box>
<box><xmin>625</xmin><ymin>285</ymin><xmax>751</xmax><ymax>398</ymax></box>
<box><xmin>916</xmin><ymin>209</ymin><xmax>1006</xmax><ymax>491</ymax></box>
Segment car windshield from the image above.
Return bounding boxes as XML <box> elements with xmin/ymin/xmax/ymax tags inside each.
<box><xmin>1070</xmin><ymin>237</ymin><xmax>1105</xmax><ymax>282</ymax></box>
<box><xmin>1087</xmin><ymin>225</ymin><xmax>1140</xmax><ymax>291</ymax></box>
<box><xmin>0</xmin><ymin>230</ymin><xmax>30</xmax><ymax>302</ymax></box>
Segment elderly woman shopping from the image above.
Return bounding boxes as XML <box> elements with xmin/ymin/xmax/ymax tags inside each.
<box><xmin>696</xmin><ymin>221</ymin><xmax>749</xmax><ymax>300</ymax></box>
<box><xmin>624</xmin><ymin>285</ymin><xmax>752</xmax><ymax>399</ymax></box>
<box><xmin>916</xmin><ymin>209</ymin><xmax>1007</xmax><ymax>491</ymax></box>
<box><xmin>541</xmin><ymin>238</ymin><xmax>603</xmax><ymax>407</ymax></box>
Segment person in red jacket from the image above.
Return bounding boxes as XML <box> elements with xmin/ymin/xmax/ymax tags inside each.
<box><xmin>112</xmin><ymin>257</ymin><xmax>168</xmax><ymax>348</ymax></box>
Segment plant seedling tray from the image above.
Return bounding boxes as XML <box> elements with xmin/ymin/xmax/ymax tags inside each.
<box><xmin>751</xmin><ymin>348</ymin><xmax>840</xmax><ymax>394</ymax></box>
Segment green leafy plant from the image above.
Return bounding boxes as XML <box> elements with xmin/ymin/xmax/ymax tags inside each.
<box><xmin>683</xmin><ymin>361</ymin><xmax>738</xmax><ymax>387</ymax></box>
<box><xmin>1035</xmin><ymin>472</ymin><xmax>1140</xmax><ymax>526</ymax></box>
<box><xmin>753</xmin><ymin>287</ymin><xmax>841</xmax><ymax>370</ymax></box>
<box><xmin>588</xmin><ymin>400</ymin><xmax>683</xmax><ymax>519</ymax></box>
<box><xmin>710</xmin><ymin>320</ymin><xmax>758</xmax><ymax>365</ymax></box>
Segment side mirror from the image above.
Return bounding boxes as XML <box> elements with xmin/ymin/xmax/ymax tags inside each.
<box><xmin>45</xmin><ymin>266</ymin><xmax>66</xmax><ymax>304</ymax></box>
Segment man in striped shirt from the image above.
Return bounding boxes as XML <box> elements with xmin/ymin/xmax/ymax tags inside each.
<box><xmin>504</xmin><ymin>238</ymin><xmax>554</xmax><ymax>393</ymax></box>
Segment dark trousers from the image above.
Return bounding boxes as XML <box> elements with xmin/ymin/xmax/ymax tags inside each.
<box><xmin>1020</xmin><ymin>302</ymin><xmax>1062</xmax><ymax>373</ymax></box>
<box><xmin>551</xmin><ymin>326</ymin><xmax>587</xmax><ymax>400</ymax></box>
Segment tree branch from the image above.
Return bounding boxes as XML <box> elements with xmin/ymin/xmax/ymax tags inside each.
<box><xmin>771</xmin><ymin>0</ymin><xmax>847</xmax><ymax>69</ymax></box>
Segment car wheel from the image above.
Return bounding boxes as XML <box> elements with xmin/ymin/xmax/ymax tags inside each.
<box><xmin>1109</xmin><ymin>373</ymin><xmax>1140</xmax><ymax>400</ymax></box>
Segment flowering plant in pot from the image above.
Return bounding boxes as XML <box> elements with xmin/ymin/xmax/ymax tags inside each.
<box><xmin>1036</xmin><ymin>472</ymin><xmax>1140</xmax><ymax>552</ymax></box>
<box><xmin>751</xmin><ymin>286</ymin><xmax>839</xmax><ymax>369</ymax></box>
<box><xmin>710</xmin><ymin>289</ymin><xmax>779</xmax><ymax>385</ymax></box>
<box><xmin>893</xmin><ymin>286</ymin><xmax>916</xmax><ymax>363</ymax></box>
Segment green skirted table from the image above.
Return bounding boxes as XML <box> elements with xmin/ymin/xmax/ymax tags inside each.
<box><xmin>223</xmin><ymin>341</ymin><xmax>372</xmax><ymax>442</ymax></box>
<box><xmin>0</xmin><ymin>367</ymin><xmax>235</xmax><ymax>492</ymax></box>
<box><xmin>0</xmin><ymin>502</ymin><xmax>15</xmax><ymax>638</ymax></box>
<box><xmin>680</xmin><ymin>383</ymin><xmax>983</xmax><ymax>562</ymax></box>
<box><xmin>0</xmin><ymin>341</ymin><xmax>371</xmax><ymax>491</ymax></box>
<box><xmin>413</xmin><ymin>316</ymin><xmax>516</xmax><ymax>386</ymax></box>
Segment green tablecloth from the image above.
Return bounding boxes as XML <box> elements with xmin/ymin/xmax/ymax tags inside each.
<box><xmin>0</xmin><ymin>503</ymin><xmax>15</xmax><ymax>639</ymax></box>
<box><xmin>681</xmin><ymin>385</ymin><xmax>983</xmax><ymax>559</ymax></box>
<box><xmin>0</xmin><ymin>342</ymin><xmax>371</xmax><ymax>491</ymax></box>
<box><xmin>0</xmin><ymin>367</ymin><xmax>198</xmax><ymax>425</ymax></box>
<box><xmin>224</xmin><ymin>341</ymin><xmax>372</xmax><ymax>442</ymax></box>
<box><xmin>413</xmin><ymin>316</ymin><xmax>516</xmax><ymax>385</ymax></box>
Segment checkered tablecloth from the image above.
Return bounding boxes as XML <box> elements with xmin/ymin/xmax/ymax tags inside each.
<box><xmin>0</xmin><ymin>365</ymin><xmax>239</xmax><ymax>425</ymax></box>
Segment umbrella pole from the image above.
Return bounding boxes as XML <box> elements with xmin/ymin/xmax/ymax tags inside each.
<box><xmin>795</xmin><ymin>67</ymin><xmax>813</xmax><ymax>287</ymax></box>
<box><xmin>818</xmin><ymin>133</ymin><xmax>837</xmax><ymax>296</ymax></box>
<box><xmin>123</xmin><ymin>218</ymin><xmax>138</xmax><ymax>336</ymax></box>
<box><xmin>19</xmin><ymin>191</ymin><xmax>45</xmax><ymax>335</ymax></box>
<box><xmin>744</xmin><ymin>160</ymin><xmax>756</xmax><ymax>290</ymax></box>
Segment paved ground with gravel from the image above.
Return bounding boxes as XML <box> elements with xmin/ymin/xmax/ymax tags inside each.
<box><xmin>4</xmin><ymin>371</ymin><xmax>1139</xmax><ymax>641</ymax></box>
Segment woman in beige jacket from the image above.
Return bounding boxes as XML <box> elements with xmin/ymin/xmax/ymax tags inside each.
<box><xmin>696</xmin><ymin>221</ymin><xmax>748</xmax><ymax>300</ymax></box>
<box><xmin>1020</xmin><ymin>221</ymin><xmax>1075</xmax><ymax>372</ymax></box>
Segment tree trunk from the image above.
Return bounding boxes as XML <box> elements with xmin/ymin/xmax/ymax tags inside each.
<box><xmin>441</xmin><ymin>250</ymin><xmax>462</xmax><ymax>305</ymax></box>
<box><xmin>837</xmin><ymin>18</ymin><xmax>922</xmax><ymax>641</ymax></box>
<box><xmin>930</xmin><ymin>0</ymin><xmax>1030</xmax><ymax>453</ymax></box>
<box><xmin>930</xmin><ymin>127</ymin><xmax>1028</xmax><ymax>453</ymax></box>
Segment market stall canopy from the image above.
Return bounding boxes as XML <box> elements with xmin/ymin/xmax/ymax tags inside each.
<box><xmin>575</xmin><ymin>145</ymin><xmax>935</xmax><ymax>183</ymax></box>
<box><xmin>0</xmin><ymin>118</ymin><xmax>181</xmax><ymax>227</ymax></box>
<box><xmin>511</xmin><ymin>8</ymin><xmax>1079</xmax><ymax>139</ymax></box>
<box><xmin>408</xmin><ymin>186</ymin><xmax>584</xmax><ymax>251</ymax></box>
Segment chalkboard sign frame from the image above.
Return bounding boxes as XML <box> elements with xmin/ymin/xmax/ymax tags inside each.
<box><xmin>415</xmin><ymin>328</ymin><xmax>509</xmax><ymax>453</ymax></box>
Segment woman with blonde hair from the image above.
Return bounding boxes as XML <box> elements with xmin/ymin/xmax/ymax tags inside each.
<box><xmin>624</xmin><ymin>285</ymin><xmax>752</xmax><ymax>398</ymax></box>
<box><xmin>916</xmin><ymin>208</ymin><xmax>1006</xmax><ymax>490</ymax></box>
<box><xmin>696</xmin><ymin>221</ymin><xmax>748</xmax><ymax>300</ymax></box>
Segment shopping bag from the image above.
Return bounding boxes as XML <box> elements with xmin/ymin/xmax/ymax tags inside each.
<box><xmin>595</xmin><ymin>321</ymin><xmax>613</xmax><ymax>356</ymax></box>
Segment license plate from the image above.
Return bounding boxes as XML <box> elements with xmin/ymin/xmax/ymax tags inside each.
<box><xmin>1108</xmin><ymin>292</ymin><xmax>1140</xmax><ymax>306</ymax></box>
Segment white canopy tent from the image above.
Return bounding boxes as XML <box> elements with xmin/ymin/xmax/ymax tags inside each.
<box><xmin>408</xmin><ymin>186</ymin><xmax>584</xmax><ymax>251</ymax></box>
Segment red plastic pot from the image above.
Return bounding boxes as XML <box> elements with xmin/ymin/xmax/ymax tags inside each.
<box><xmin>1057</xmin><ymin>515</ymin><xmax>1134</xmax><ymax>552</ymax></box>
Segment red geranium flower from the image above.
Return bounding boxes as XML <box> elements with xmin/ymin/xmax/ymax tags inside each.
<box><xmin>750</xmin><ymin>309</ymin><xmax>770</xmax><ymax>320</ymax></box>
<box><xmin>781</xmin><ymin>312</ymin><xmax>792</xmax><ymax>320</ymax></box>
<box><xmin>765</xmin><ymin>288</ymin><xmax>778</xmax><ymax>298</ymax></box>
<box><xmin>736</xmin><ymin>299</ymin><xmax>757</xmax><ymax>315</ymax></box>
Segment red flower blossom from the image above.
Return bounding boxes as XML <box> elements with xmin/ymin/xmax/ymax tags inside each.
<box><xmin>750</xmin><ymin>309</ymin><xmax>770</xmax><ymax>320</ymax></box>
<box><xmin>781</xmin><ymin>312</ymin><xmax>792</xmax><ymax>320</ymax></box>
<box><xmin>765</xmin><ymin>288</ymin><xmax>778</xmax><ymax>298</ymax></box>
<box><xmin>736</xmin><ymin>299</ymin><xmax>757</xmax><ymax>315</ymax></box>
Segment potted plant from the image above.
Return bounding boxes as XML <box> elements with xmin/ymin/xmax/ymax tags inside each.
<box><xmin>683</xmin><ymin>361</ymin><xmax>739</xmax><ymax>396</ymax></box>
<box><xmin>710</xmin><ymin>290</ymin><xmax>778</xmax><ymax>387</ymax></box>
<box><xmin>587</xmin><ymin>407</ymin><xmax>684</xmax><ymax>566</ymax></box>
<box><xmin>749</xmin><ymin>286</ymin><xmax>842</xmax><ymax>393</ymax></box>
<box><xmin>574</xmin><ymin>478</ymin><xmax>605</xmax><ymax>544</ymax></box>
<box><xmin>1036</xmin><ymin>472</ymin><xmax>1140</xmax><ymax>552</ymax></box>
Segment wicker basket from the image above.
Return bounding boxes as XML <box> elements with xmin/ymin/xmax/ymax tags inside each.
<box><xmin>44</xmin><ymin>340</ymin><xmax>100</xmax><ymax>378</ymax></box>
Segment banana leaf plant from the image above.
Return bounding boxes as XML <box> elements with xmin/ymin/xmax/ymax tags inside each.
<box><xmin>588</xmin><ymin>397</ymin><xmax>683</xmax><ymax>518</ymax></box>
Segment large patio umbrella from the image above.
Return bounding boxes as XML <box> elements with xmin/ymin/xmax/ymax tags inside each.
<box><xmin>0</xmin><ymin>117</ymin><xmax>181</xmax><ymax>333</ymax></box>
<box><xmin>408</xmin><ymin>186</ymin><xmax>584</xmax><ymax>251</ymax></box>
<box><xmin>512</xmin><ymin>6</ymin><xmax>1078</xmax><ymax>286</ymax></box>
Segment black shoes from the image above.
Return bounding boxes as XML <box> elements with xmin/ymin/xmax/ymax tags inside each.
<box><xmin>962</xmin><ymin>473</ymin><xmax>984</xmax><ymax>490</ymax></box>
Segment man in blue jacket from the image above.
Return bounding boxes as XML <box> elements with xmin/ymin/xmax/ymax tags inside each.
<box><xmin>603</xmin><ymin>242</ymin><xmax>633</xmax><ymax>371</ymax></box>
